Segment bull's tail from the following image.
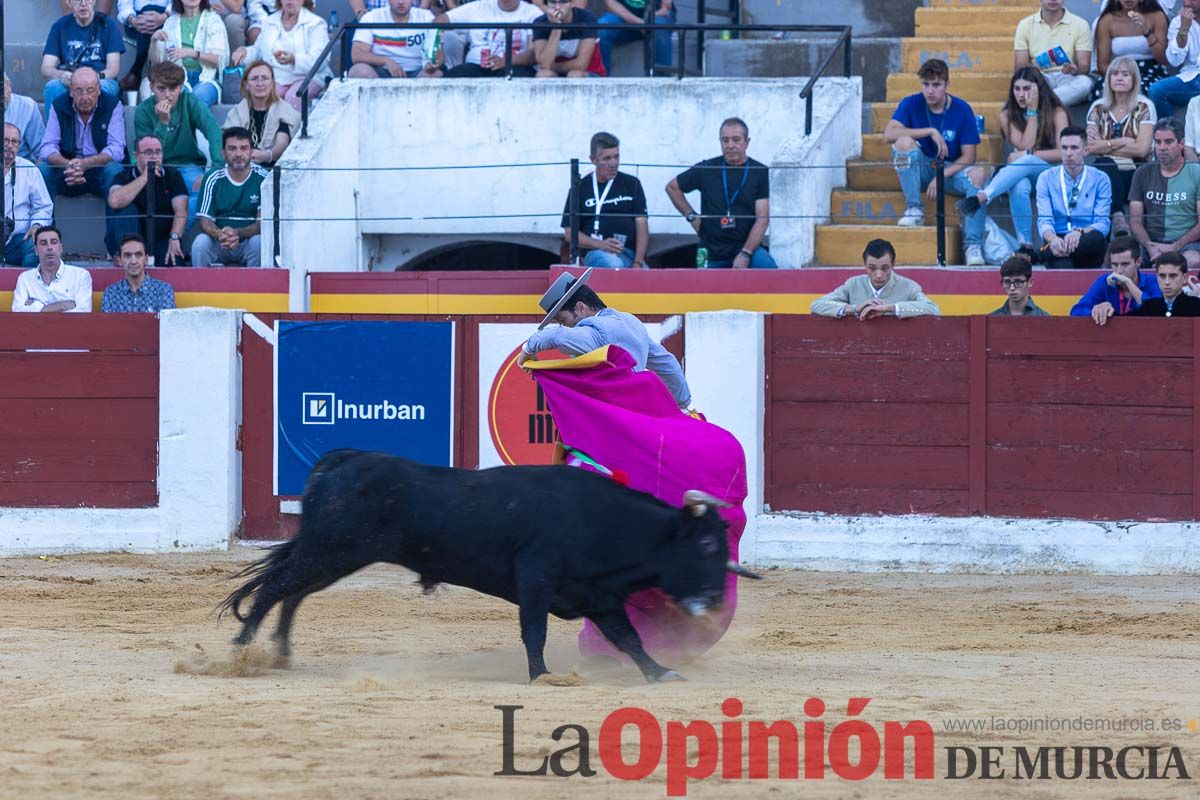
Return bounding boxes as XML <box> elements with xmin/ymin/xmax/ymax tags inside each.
<box><xmin>217</xmin><ymin>539</ymin><xmax>297</xmax><ymax>622</ymax></box>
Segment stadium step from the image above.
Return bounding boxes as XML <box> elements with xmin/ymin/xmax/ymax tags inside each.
<box><xmin>870</xmin><ymin>100</ymin><xmax>1003</xmax><ymax>134</ymax></box>
<box><xmin>886</xmin><ymin>72</ymin><xmax>1012</xmax><ymax>104</ymax></box>
<box><xmin>915</xmin><ymin>6</ymin><xmax>1029</xmax><ymax>36</ymax></box>
<box><xmin>901</xmin><ymin>37</ymin><xmax>1014</xmax><ymax>73</ymax></box>
<box><xmin>830</xmin><ymin>189</ymin><xmax>963</xmax><ymax>226</ymax></box>
<box><xmin>929</xmin><ymin>0</ymin><xmax>1028</xmax><ymax>7</ymax></box>
<box><xmin>815</xmin><ymin>224</ymin><xmax>963</xmax><ymax>266</ymax></box>
<box><xmin>860</xmin><ymin>133</ymin><xmax>1005</xmax><ymax>166</ymax></box>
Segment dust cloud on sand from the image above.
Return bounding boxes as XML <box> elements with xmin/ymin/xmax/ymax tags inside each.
<box><xmin>1</xmin><ymin>546</ymin><xmax>1199</xmax><ymax>799</ymax></box>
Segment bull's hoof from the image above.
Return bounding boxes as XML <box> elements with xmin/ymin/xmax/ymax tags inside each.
<box><xmin>651</xmin><ymin>669</ymin><xmax>687</xmax><ymax>683</ymax></box>
<box><xmin>532</xmin><ymin>671</ymin><xmax>586</xmax><ymax>687</ymax></box>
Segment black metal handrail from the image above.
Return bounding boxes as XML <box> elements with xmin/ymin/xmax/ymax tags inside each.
<box><xmin>294</xmin><ymin>22</ymin><xmax>855</xmax><ymax>138</ymax></box>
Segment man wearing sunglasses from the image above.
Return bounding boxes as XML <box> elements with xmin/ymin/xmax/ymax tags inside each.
<box><xmin>990</xmin><ymin>253</ymin><xmax>1049</xmax><ymax>316</ymax></box>
<box><xmin>1035</xmin><ymin>125</ymin><xmax>1111</xmax><ymax>269</ymax></box>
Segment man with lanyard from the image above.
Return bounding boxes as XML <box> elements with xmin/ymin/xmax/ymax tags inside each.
<box><xmin>561</xmin><ymin>131</ymin><xmax>649</xmax><ymax>269</ymax></box>
<box><xmin>517</xmin><ymin>268</ymin><xmax>692</xmax><ymax>408</ymax></box>
<box><xmin>1070</xmin><ymin>236</ymin><xmax>1160</xmax><ymax>324</ymax></box>
<box><xmin>1035</xmin><ymin>126</ymin><xmax>1112</xmax><ymax>269</ymax></box>
<box><xmin>1135</xmin><ymin>251</ymin><xmax>1200</xmax><ymax>316</ymax></box>
<box><xmin>883</xmin><ymin>58</ymin><xmax>988</xmax><ymax>266</ymax></box>
<box><xmin>3</xmin><ymin>123</ymin><xmax>53</xmax><ymax>269</ymax></box>
<box><xmin>666</xmin><ymin>117</ymin><xmax>777</xmax><ymax>269</ymax></box>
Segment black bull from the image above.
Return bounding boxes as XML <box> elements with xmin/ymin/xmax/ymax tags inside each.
<box><xmin>220</xmin><ymin>450</ymin><xmax>761</xmax><ymax>683</ymax></box>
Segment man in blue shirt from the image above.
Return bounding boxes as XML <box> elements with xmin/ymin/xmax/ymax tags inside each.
<box><xmin>1070</xmin><ymin>236</ymin><xmax>1160</xmax><ymax>325</ymax></box>
<box><xmin>41</xmin><ymin>0</ymin><xmax>125</xmax><ymax>110</ymax></box>
<box><xmin>883</xmin><ymin>58</ymin><xmax>988</xmax><ymax>266</ymax></box>
<box><xmin>102</xmin><ymin>233</ymin><xmax>176</xmax><ymax>312</ymax></box>
<box><xmin>1036</xmin><ymin>126</ymin><xmax>1112</xmax><ymax>269</ymax></box>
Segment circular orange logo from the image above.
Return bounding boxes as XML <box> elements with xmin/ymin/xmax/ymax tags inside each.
<box><xmin>487</xmin><ymin>345</ymin><xmax>565</xmax><ymax>465</ymax></box>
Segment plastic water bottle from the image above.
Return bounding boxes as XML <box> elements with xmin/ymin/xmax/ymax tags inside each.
<box><xmin>696</xmin><ymin>247</ymin><xmax>708</xmax><ymax>269</ymax></box>
<box><xmin>328</xmin><ymin>9</ymin><xmax>339</xmax><ymax>38</ymax></box>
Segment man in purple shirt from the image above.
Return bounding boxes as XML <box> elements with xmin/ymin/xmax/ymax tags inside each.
<box><xmin>38</xmin><ymin>66</ymin><xmax>125</xmax><ymax>203</ymax></box>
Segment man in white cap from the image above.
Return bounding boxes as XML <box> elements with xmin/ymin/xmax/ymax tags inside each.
<box><xmin>517</xmin><ymin>268</ymin><xmax>692</xmax><ymax>408</ymax></box>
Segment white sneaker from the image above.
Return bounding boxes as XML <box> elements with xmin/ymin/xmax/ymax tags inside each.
<box><xmin>965</xmin><ymin>245</ymin><xmax>985</xmax><ymax>267</ymax></box>
<box><xmin>897</xmin><ymin>207</ymin><xmax>924</xmax><ymax>227</ymax></box>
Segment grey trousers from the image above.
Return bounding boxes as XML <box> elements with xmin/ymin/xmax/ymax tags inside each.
<box><xmin>191</xmin><ymin>233</ymin><xmax>262</xmax><ymax>267</ymax></box>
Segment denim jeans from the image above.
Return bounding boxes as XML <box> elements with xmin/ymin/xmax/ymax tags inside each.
<box><xmin>706</xmin><ymin>246</ymin><xmax>778</xmax><ymax>269</ymax></box>
<box><xmin>175</xmin><ymin>164</ymin><xmax>207</xmax><ymax>222</ymax></box>
<box><xmin>583</xmin><ymin>246</ymin><xmax>635</xmax><ymax>268</ymax></box>
<box><xmin>597</xmin><ymin>10</ymin><xmax>675</xmax><ymax>74</ymax></box>
<box><xmin>187</xmin><ymin>70</ymin><xmax>220</xmax><ymax>106</ymax></box>
<box><xmin>43</xmin><ymin>79</ymin><xmax>120</xmax><ymax>118</ymax></box>
<box><xmin>982</xmin><ymin>154</ymin><xmax>1051</xmax><ymax>245</ymax></box>
<box><xmin>1148</xmin><ymin>74</ymin><xmax>1200</xmax><ymax>119</ymax></box>
<box><xmin>125</xmin><ymin>5</ymin><xmax>169</xmax><ymax>81</ymax></box>
<box><xmin>4</xmin><ymin>232</ymin><xmax>38</xmax><ymax>268</ymax></box>
<box><xmin>893</xmin><ymin>145</ymin><xmax>985</xmax><ymax>246</ymax></box>
<box><xmin>39</xmin><ymin>161</ymin><xmax>125</xmax><ymax>203</ymax></box>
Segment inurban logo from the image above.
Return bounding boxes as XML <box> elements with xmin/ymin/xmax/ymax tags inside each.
<box><xmin>301</xmin><ymin>391</ymin><xmax>427</xmax><ymax>425</ymax></box>
<box><xmin>302</xmin><ymin>392</ymin><xmax>335</xmax><ymax>425</ymax></box>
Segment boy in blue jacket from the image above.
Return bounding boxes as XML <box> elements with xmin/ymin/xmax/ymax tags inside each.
<box><xmin>1070</xmin><ymin>236</ymin><xmax>1161</xmax><ymax>326</ymax></box>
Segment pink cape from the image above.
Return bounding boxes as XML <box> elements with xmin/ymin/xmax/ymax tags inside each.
<box><xmin>531</xmin><ymin>346</ymin><xmax>748</xmax><ymax>663</ymax></box>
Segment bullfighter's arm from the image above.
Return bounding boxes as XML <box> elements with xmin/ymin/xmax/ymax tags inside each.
<box><xmin>645</xmin><ymin>341</ymin><xmax>692</xmax><ymax>408</ymax></box>
<box><xmin>522</xmin><ymin>324</ymin><xmax>606</xmax><ymax>357</ymax></box>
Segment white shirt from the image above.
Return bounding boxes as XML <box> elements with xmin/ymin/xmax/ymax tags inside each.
<box><xmin>4</xmin><ymin>158</ymin><xmax>53</xmax><ymax>236</ymax></box>
<box><xmin>12</xmin><ymin>263</ymin><xmax>93</xmax><ymax>313</ymax></box>
<box><xmin>445</xmin><ymin>0</ymin><xmax>543</xmax><ymax>66</ymax></box>
<box><xmin>1166</xmin><ymin>14</ymin><xmax>1200</xmax><ymax>82</ymax></box>
<box><xmin>353</xmin><ymin>7</ymin><xmax>435</xmax><ymax>72</ymax></box>
<box><xmin>117</xmin><ymin>0</ymin><xmax>169</xmax><ymax>25</ymax></box>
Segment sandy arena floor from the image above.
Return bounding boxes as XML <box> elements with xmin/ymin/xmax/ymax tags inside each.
<box><xmin>2</xmin><ymin>546</ymin><xmax>1199</xmax><ymax>799</ymax></box>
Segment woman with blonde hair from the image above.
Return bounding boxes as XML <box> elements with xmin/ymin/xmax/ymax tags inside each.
<box><xmin>958</xmin><ymin>66</ymin><xmax>1068</xmax><ymax>248</ymax></box>
<box><xmin>231</xmin><ymin>0</ymin><xmax>331</xmax><ymax>111</ymax></box>
<box><xmin>150</xmin><ymin>0</ymin><xmax>231</xmax><ymax>106</ymax></box>
<box><xmin>1087</xmin><ymin>56</ymin><xmax>1156</xmax><ymax>235</ymax></box>
<box><xmin>222</xmin><ymin>59</ymin><xmax>300</xmax><ymax>165</ymax></box>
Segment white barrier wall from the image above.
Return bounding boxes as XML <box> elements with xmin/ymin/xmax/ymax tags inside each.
<box><xmin>273</xmin><ymin>77</ymin><xmax>862</xmax><ymax>284</ymax></box>
<box><xmin>0</xmin><ymin>309</ymin><xmax>242</xmax><ymax>556</ymax></box>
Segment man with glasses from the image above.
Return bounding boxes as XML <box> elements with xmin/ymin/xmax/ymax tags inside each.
<box><xmin>1034</xmin><ymin>125</ymin><xmax>1111</xmax><ymax>269</ymax></box>
<box><xmin>38</xmin><ymin>66</ymin><xmax>126</xmax><ymax>204</ymax></box>
<box><xmin>1070</xmin><ymin>236</ymin><xmax>1161</xmax><ymax>325</ymax></box>
<box><xmin>1129</xmin><ymin>118</ymin><xmax>1200</xmax><ymax>271</ymax></box>
<box><xmin>989</xmin><ymin>254</ymin><xmax>1049</xmax><ymax>316</ymax></box>
<box><xmin>3</xmin><ymin>123</ymin><xmax>53</xmax><ymax>269</ymax></box>
<box><xmin>41</xmin><ymin>0</ymin><xmax>125</xmax><ymax>109</ymax></box>
<box><xmin>106</xmin><ymin>134</ymin><xmax>188</xmax><ymax>265</ymax></box>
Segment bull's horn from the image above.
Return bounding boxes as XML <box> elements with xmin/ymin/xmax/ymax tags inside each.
<box><xmin>727</xmin><ymin>561</ymin><xmax>763</xmax><ymax>580</ymax></box>
<box><xmin>683</xmin><ymin>490</ymin><xmax>732</xmax><ymax>510</ymax></box>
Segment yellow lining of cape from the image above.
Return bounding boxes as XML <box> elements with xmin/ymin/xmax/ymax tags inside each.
<box><xmin>524</xmin><ymin>345</ymin><xmax>611</xmax><ymax>370</ymax></box>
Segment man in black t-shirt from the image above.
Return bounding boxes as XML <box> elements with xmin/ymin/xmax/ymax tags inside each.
<box><xmin>534</xmin><ymin>0</ymin><xmax>605</xmax><ymax>77</ymax></box>
<box><xmin>105</xmin><ymin>133</ymin><xmax>188</xmax><ymax>265</ymax></box>
<box><xmin>666</xmin><ymin>117</ymin><xmax>777</xmax><ymax>269</ymax></box>
<box><xmin>561</xmin><ymin>131</ymin><xmax>649</xmax><ymax>268</ymax></box>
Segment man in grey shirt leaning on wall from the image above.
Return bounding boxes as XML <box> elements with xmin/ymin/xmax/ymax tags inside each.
<box><xmin>810</xmin><ymin>238</ymin><xmax>941</xmax><ymax>320</ymax></box>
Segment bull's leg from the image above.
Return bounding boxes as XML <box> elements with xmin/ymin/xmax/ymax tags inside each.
<box><xmin>234</xmin><ymin>553</ymin><xmax>362</xmax><ymax>649</ymax></box>
<box><xmin>590</xmin><ymin>609</ymin><xmax>683</xmax><ymax>683</ymax></box>
<box><xmin>515</xmin><ymin>563</ymin><xmax>553</xmax><ymax>682</ymax></box>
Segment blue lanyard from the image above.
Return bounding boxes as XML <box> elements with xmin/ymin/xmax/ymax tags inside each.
<box><xmin>722</xmin><ymin>161</ymin><xmax>750</xmax><ymax>216</ymax></box>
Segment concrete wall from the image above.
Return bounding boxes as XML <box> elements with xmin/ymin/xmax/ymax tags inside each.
<box><xmin>0</xmin><ymin>309</ymin><xmax>242</xmax><ymax>556</ymax></box>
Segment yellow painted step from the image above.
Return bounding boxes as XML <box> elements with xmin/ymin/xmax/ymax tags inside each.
<box><xmin>916</xmin><ymin>6</ymin><xmax>1029</xmax><ymax>36</ymax></box>
<box><xmin>870</xmin><ymin>100</ymin><xmax>1003</xmax><ymax>134</ymax></box>
<box><xmin>901</xmin><ymin>38</ymin><xmax>1014</xmax><ymax>73</ymax></box>
<box><xmin>814</xmin><ymin>224</ymin><xmax>963</xmax><ymax>266</ymax></box>
<box><xmin>861</xmin><ymin>133</ymin><xmax>1005</xmax><ymax>165</ymax></box>
<box><xmin>886</xmin><ymin>71</ymin><xmax>1012</xmax><ymax>103</ymax></box>
<box><xmin>830</xmin><ymin>189</ymin><xmax>963</xmax><ymax>225</ymax></box>
<box><xmin>930</xmin><ymin>0</ymin><xmax>1028</xmax><ymax>7</ymax></box>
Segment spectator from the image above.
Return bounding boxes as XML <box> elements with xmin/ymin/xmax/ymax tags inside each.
<box><xmin>4</xmin><ymin>74</ymin><xmax>45</xmax><ymax>162</ymax></box>
<box><xmin>1087</xmin><ymin>57</ymin><xmax>1155</xmax><ymax>236</ymax></box>
<box><xmin>516</xmin><ymin>268</ymin><xmax>693</xmax><ymax>408</ymax></box>
<box><xmin>350</xmin><ymin>0</ymin><xmax>388</xmax><ymax>18</ymax></box>
<box><xmin>60</xmin><ymin>0</ymin><xmax>114</xmax><ymax>13</ymax></box>
<box><xmin>348</xmin><ymin>0</ymin><xmax>442</xmax><ymax>80</ymax></box>
<box><xmin>106</xmin><ymin>134</ymin><xmax>188</xmax><ymax>265</ymax></box>
<box><xmin>436</xmin><ymin>0</ymin><xmax>543</xmax><ymax>78</ymax></box>
<box><xmin>3</xmin><ymin>123</ymin><xmax>53</xmax><ymax>269</ymax></box>
<box><xmin>222</xmin><ymin>60</ymin><xmax>300</xmax><ymax>166</ymax></box>
<box><xmin>1135</xmin><ymin>250</ymin><xmax>1200</xmax><ymax>314</ymax></box>
<box><xmin>1014</xmin><ymin>0</ymin><xmax>1092</xmax><ymax>106</ymax></box>
<box><xmin>41</xmin><ymin>0</ymin><xmax>125</xmax><ymax>109</ymax></box>
<box><xmin>665</xmin><ymin>117</ymin><xmax>777</xmax><ymax>269</ymax></box>
<box><xmin>244</xmin><ymin>0</ymin><xmax>319</xmax><ymax>44</ymax></box>
<box><xmin>989</xmin><ymin>254</ymin><xmax>1050</xmax><ymax>315</ymax></box>
<box><xmin>561</xmin><ymin>131</ymin><xmax>648</xmax><ymax>269</ymax></box>
<box><xmin>232</xmin><ymin>0</ymin><xmax>332</xmax><ymax>111</ymax></box>
<box><xmin>958</xmin><ymin>67</ymin><xmax>1067</xmax><ymax>250</ymax></box>
<box><xmin>881</xmin><ymin>58</ymin><xmax>987</xmax><ymax>265</ymax></box>
<box><xmin>11</xmin><ymin>226</ymin><xmax>93</xmax><ymax>313</ymax></box>
<box><xmin>149</xmin><ymin>0</ymin><xmax>232</xmax><ymax>107</ymax></box>
<box><xmin>134</xmin><ymin>62</ymin><xmax>225</xmax><ymax>220</ymax></box>
<box><xmin>1070</xmin><ymin>235</ymin><xmax>1160</xmax><ymax>322</ymax></box>
<box><xmin>102</xmin><ymin>233</ymin><xmax>178</xmax><ymax>311</ymax></box>
<box><xmin>1035</xmin><ymin>126</ymin><xmax>1112</xmax><ymax>268</ymax></box>
<box><xmin>597</xmin><ymin>0</ymin><xmax>673</xmax><ymax>77</ymax></box>
<box><xmin>116</xmin><ymin>0</ymin><xmax>170</xmax><ymax>92</ymax></box>
<box><xmin>1149</xmin><ymin>0</ymin><xmax>1200</xmax><ymax>118</ymax></box>
<box><xmin>192</xmin><ymin>127</ymin><xmax>268</xmax><ymax>267</ymax></box>
<box><xmin>38</xmin><ymin>67</ymin><xmax>126</xmax><ymax>204</ymax></box>
<box><xmin>1129</xmin><ymin>117</ymin><xmax>1200</xmax><ymax>269</ymax></box>
<box><xmin>534</xmin><ymin>0</ymin><xmax>604</xmax><ymax>78</ymax></box>
<box><xmin>212</xmin><ymin>0</ymin><xmax>249</xmax><ymax>51</ymax></box>
<box><xmin>810</xmin><ymin>238</ymin><xmax>940</xmax><ymax>319</ymax></box>
<box><xmin>1092</xmin><ymin>0</ymin><xmax>1169</xmax><ymax>100</ymax></box>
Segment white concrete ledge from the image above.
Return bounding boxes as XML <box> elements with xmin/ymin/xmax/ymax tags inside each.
<box><xmin>754</xmin><ymin>512</ymin><xmax>1200</xmax><ymax>575</ymax></box>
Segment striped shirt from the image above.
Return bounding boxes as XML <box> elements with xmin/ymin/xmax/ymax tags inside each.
<box><xmin>197</xmin><ymin>164</ymin><xmax>269</xmax><ymax>230</ymax></box>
